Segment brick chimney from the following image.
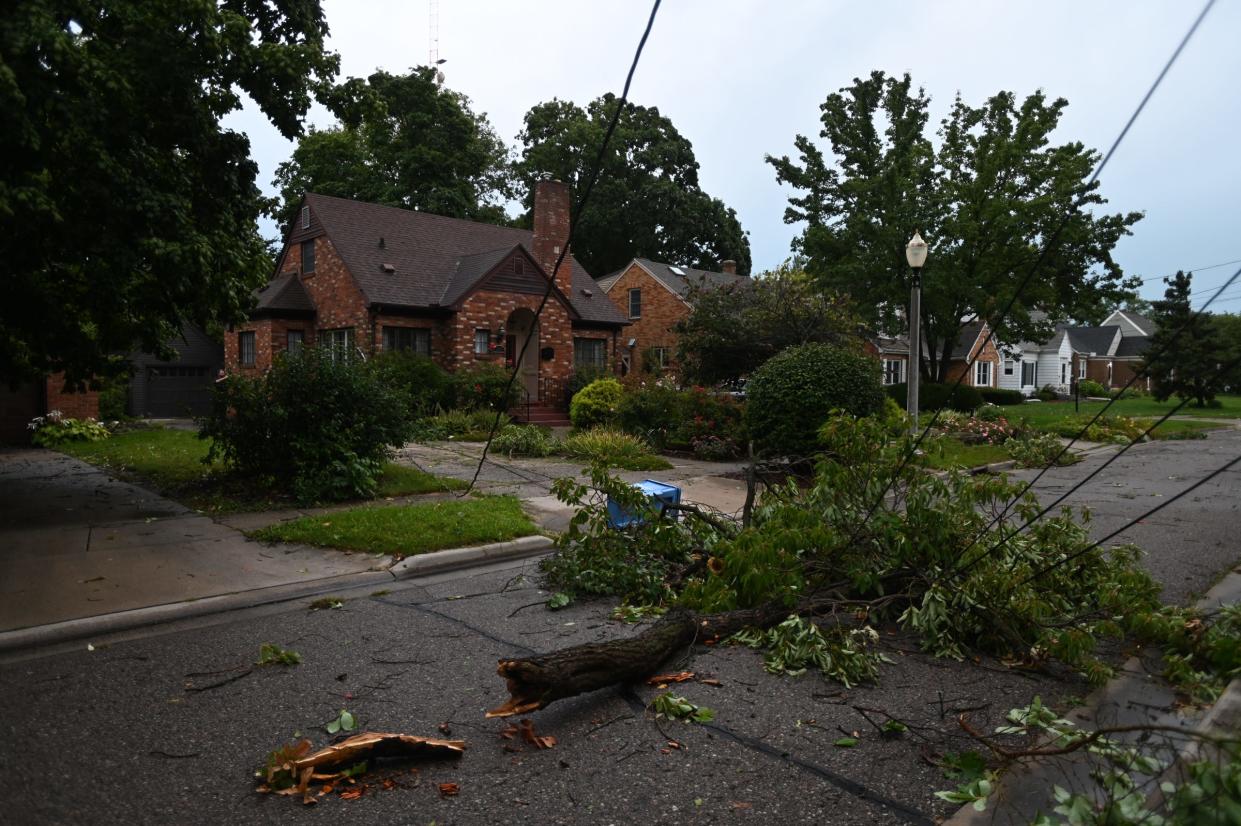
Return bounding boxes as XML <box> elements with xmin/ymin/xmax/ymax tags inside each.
<box><xmin>532</xmin><ymin>179</ymin><xmax>573</xmax><ymax>296</ymax></box>
<box><xmin>720</xmin><ymin>259</ymin><xmax>737</xmax><ymax>275</ymax></box>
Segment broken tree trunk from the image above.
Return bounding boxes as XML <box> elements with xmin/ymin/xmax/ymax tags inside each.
<box><xmin>486</xmin><ymin>604</ymin><xmax>797</xmax><ymax>718</ymax></box>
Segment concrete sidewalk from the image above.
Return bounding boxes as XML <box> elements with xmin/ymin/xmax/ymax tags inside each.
<box><xmin>0</xmin><ymin>449</ymin><xmax>386</xmax><ymax>634</ymax></box>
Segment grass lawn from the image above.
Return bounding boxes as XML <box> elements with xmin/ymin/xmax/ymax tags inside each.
<box><xmin>250</xmin><ymin>495</ymin><xmax>537</xmax><ymax>557</ymax></box>
<box><xmin>1007</xmin><ymin>394</ymin><xmax>1241</xmax><ymax>428</ymax></box>
<box><xmin>920</xmin><ymin>438</ymin><xmax>1011</xmax><ymax>471</ymax></box>
<box><xmin>1138</xmin><ymin>418</ymin><xmax>1222</xmax><ymax>440</ymax></box>
<box><xmin>59</xmin><ymin>427</ymin><xmax>464</xmax><ymax>512</ymax></box>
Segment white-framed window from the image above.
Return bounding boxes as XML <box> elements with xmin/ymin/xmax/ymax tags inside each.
<box><xmin>1021</xmin><ymin>361</ymin><xmax>1036</xmax><ymax>387</ymax></box>
<box><xmin>574</xmin><ymin>338</ymin><xmax>607</xmax><ymax>371</ymax></box>
<box><xmin>651</xmin><ymin>346</ymin><xmax>670</xmax><ymax>369</ymax></box>
<box><xmin>474</xmin><ymin>328</ymin><xmax>490</xmax><ymax>355</ymax></box>
<box><xmin>301</xmin><ymin>206</ymin><xmax>310</xmax><ymax>229</ymax></box>
<box><xmin>238</xmin><ymin>331</ymin><xmax>256</xmax><ymax>367</ymax></box>
<box><xmin>882</xmin><ymin>358</ymin><xmax>904</xmax><ymax>386</ymax></box>
<box><xmin>1079</xmin><ymin>359</ymin><xmax>1087</xmax><ymax>379</ymax></box>
<box><xmin>628</xmin><ymin>288</ymin><xmax>641</xmax><ymax>319</ymax></box>
<box><xmin>974</xmin><ymin>360</ymin><xmax>992</xmax><ymax>387</ymax></box>
<box><xmin>322</xmin><ymin>327</ymin><xmax>355</xmax><ymax>362</ymax></box>
<box><xmin>286</xmin><ymin>329</ymin><xmax>304</xmax><ymax>354</ymax></box>
<box><xmin>1003</xmin><ymin>358</ymin><xmax>1015</xmax><ymax>376</ymax></box>
<box><xmin>381</xmin><ymin>326</ymin><xmax>430</xmax><ymax>357</ymax></box>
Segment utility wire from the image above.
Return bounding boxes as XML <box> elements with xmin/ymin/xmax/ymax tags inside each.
<box><xmin>843</xmin><ymin>0</ymin><xmax>1215</xmax><ymax>541</ymax></box>
<box><xmin>947</xmin><ymin>261</ymin><xmax>1241</xmax><ymax>577</ymax></box>
<box><xmin>464</xmin><ymin>0</ymin><xmax>663</xmax><ymax>494</ymax></box>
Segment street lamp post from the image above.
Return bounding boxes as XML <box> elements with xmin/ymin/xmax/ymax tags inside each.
<box><xmin>905</xmin><ymin>231</ymin><xmax>928</xmax><ymax>433</ymax></box>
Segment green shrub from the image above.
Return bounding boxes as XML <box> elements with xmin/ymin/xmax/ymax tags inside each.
<box><xmin>568</xmin><ymin>366</ymin><xmax>610</xmax><ymax>403</ymax></box>
<box><xmin>368</xmin><ymin>350</ymin><xmax>452</xmax><ymax>419</ymax></box>
<box><xmin>1076</xmin><ymin>379</ymin><xmax>1107</xmax><ymax>398</ymax></box>
<box><xmin>885</xmin><ymin>382</ymin><xmax>985</xmax><ymax>413</ymax></box>
<box><xmin>978</xmin><ymin>387</ymin><xmax>1025</xmax><ymax>406</ymax></box>
<box><xmin>451</xmin><ymin>362</ymin><xmax>519</xmax><ymax>411</ymax></box>
<box><xmin>569</xmin><ymin>378</ymin><xmax>624</xmax><ymax>429</ymax></box>
<box><xmin>97</xmin><ymin>373</ymin><xmax>131</xmax><ymax>420</ymax></box>
<box><xmin>878</xmin><ymin>396</ymin><xmax>911</xmax><ymax>437</ymax></box>
<box><xmin>679</xmin><ymin>386</ymin><xmax>745</xmax><ymax>447</ymax></box>
<box><xmin>1042</xmin><ymin>413</ymin><xmax>1145</xmax><ymax>444</ymax></box>
<box><xmin>28</xmin><ymin>412</ymin><xmax>110</xmax><ymax>447</ymax></box>
<box><xmin>974</xmin><ymin>403</ymin><xmax>1003</xmax><ymax>422</ymax></box>
<box><xmin>617</xmin><ymin>383</ymin><xmax>684</xmax><ymax>448</ymax></box>
<box><xmin>491</xmin><ymin>424</ymin><xmax>558</xmax><ymax>457</ymax></box>
<box><xmin>201</xmin><ymin>347</ymin><xmax>411</xmax><ymax>503</ymax></box>
<box><xmin>745</xmin><ymin>343</ymin><xmax>884</xmax><ymax>456</ymax></box>
<box><xmin>1035</xmin><ymin>384</ymin><xmax>1059</xmax><ymax>402</ymax></box>
<box><xmin>412</xmin><ymin>408</ymin><xmax>510</xmax><ymax>441</ymax></box>
<box><xmin>561</xmin><ymin>427</ymin><xmax>671</xmax><ymax>470</ymax></box>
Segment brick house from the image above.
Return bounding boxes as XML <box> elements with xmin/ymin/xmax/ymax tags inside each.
<box><xmin>1067</xmin><ymin>311</ymin><xmax>1155</xmax><ymax>392</ymax></box>
<box><xmin>225</xmin><ymin>181</ymin><xmax>628</xmax><ymax>414</ymax></box>
<box><xmin>866</xmin><ymin>322</ymin><xmax>1001</xmax><ymax>389</ymax></box>
<box><xmin>596</xmin><ymin>258</ymin><xmax>747</xmax><ymax>375</ymax></box>
<box><xmin>0</xmin><ymin>376</ymin><xmax>100</xmax><ymax>443</ymax></box>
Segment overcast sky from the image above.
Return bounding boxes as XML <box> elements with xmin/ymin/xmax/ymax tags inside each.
<box><xmin>227</xmin><ymin>0</ymin><xmax>1241</xmax><ymax>308</ymax></box>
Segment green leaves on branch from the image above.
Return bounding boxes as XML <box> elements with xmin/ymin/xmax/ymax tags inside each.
<box><xmin>650</xmin><ymin>692</ymin><xmax>715</xmax><ymax>724</ymax></box>
<box><xmin>730</xmin><ymin>616</ymin><xmax>887</xmax><ymax>688</ymax></box>
<box><xmin>257</xmin><ymin>644</ymin><xmax>302</xmax><ymax>667</ymax></box>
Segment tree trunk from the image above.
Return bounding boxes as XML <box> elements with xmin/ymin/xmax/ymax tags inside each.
<box><xmin>486</xmin><ymin>604</ymin><xmax>792</xmax><ymax>718</ymax></box>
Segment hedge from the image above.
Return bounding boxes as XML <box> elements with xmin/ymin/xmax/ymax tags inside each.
<box><xmin>979</xmin><ymin>387</ymin><xmax>1026</xmax><ymax>406</ymax></box>
<box><xmin>884</xmin><ymin>381</ymin><xmax>985</xmax><ymax>413</ymax></box>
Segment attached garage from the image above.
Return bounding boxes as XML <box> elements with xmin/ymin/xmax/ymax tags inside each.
<box><xmin>128</xmin><ymin>325</ymin><xmax>223</xmax><ymax>419</ymax></box>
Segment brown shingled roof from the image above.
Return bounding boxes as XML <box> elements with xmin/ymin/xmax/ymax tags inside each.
<box><xmin>299</xmin><ymin>193</ymin><xmax>626</xmax><ymax>326</ymax></box>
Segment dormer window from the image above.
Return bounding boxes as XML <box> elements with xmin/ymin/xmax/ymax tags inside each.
<box><xmin>300</xmin><ymin>206</ymin><xmax>310</xmax><ymax>229</ymax></box>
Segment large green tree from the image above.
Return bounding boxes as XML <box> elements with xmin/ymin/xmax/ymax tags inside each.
<box><xmin>1142</xmin><ymin>271</ymin><xmax>1226</xmax><ymax>406</ymax></box>
<box><xmin>1210</xmin><ymin>312</ymin><xmax>1241</xmax><ymax>392</ymax></box>
<box><xmin>675</xmin><ymin>263</ymin><xmax>862</xmax><ymax>384</ymax></box>
<box><xmin>1</xmin><ymin>0</ymin><xmax>338</xmax><ymax>385</ymax></box>
<box><xmin>272</xmin><ymin>68</ymin><xmax>512</xmax><ymax>229</ymax></box>
<box><xmin>515</xmin><ymin>94</ymin><xmax>751</xmax><ymax>278</ymax></box>
<box><xmin>768</xmin><ymin>71</ymin><xmax>1142</xmax><ymax>381</ymax></box>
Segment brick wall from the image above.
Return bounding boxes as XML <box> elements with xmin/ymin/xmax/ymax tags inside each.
<box><xmin>454</xmin><ymin>290</ymin><xmax>575</xmax><ymax>384</ymax></box>
<box><xmin>943</xmin><ymin>328</ymin><xmax>1000</xmax><ymax>386</ymax></box>
<box><xmin>604</xmin><ymin>262</ymin><xmax>688</xmax><ymax>372</ymax></box>
<box><xmin>46</xmin><ymin>373</ymin><xmax>100</xmax><ymax>420</ymax></box>
<box><xmin>532</xmin><ymin>180</ymin><xmax>574</xmax><ymax>298</ymax></box>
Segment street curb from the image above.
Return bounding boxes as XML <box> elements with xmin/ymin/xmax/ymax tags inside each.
<box><xmin>0</xmin><ymin>570</ymin><xmax>395</xmax><ymax>654</ymax></box>
<box><xmin>388</xmin><ymin>534</ymin><xmax>554</xmax><ymax>579</ymax></box>
<box><xmin>0</xmin><ymin>535</ymin><xmax>557</xmax><ymax>655</ymax></box>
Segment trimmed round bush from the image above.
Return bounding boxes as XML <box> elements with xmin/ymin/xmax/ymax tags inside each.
<box><xmin>1077</xmin><ymin>379</ymin><xmax>1108</xmax><ymax>398</ymax></box>
<box><xmin>744</xmin><ymin>343</ymin><xmax>884</xmax><ymax>456</ymax></box>
<box><xmin>570</xmin><ymin>378</ymin><xmax>624</xmax><ymax>429</ymax></box>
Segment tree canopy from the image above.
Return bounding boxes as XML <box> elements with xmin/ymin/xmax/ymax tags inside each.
<box><xmin>1</xmin><ymin>0</ymin><xmax>339</xmax><ymax>385</ymax></box>
<box><xmin>675</xmin><ymin>263</ymin><xmax>862</xmax><ymax>385</ymax></box>
<box><xmin>767</xmin><ymin>70</ymin><xmax>1142</xmax><ymax>381</ymax></box>
<box><xmin>1142</xmin><ymin>271</ymin><xmax>1226</xmax><ymax>406</ymax></box>
<box><xmin>516</xmin><ymin>94</ymin><xmax>751</xmax><ymax>278</ymax></box>
<box><xmin>272</xmin><ymin>68</ymin><xmax>512</xmax><ymax>229</ymax></box>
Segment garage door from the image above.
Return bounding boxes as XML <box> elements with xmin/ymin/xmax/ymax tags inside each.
<box><xmin>145</xmin><ymin>365</ymin><xmax>213</xmax><ymax>418</ymax></box>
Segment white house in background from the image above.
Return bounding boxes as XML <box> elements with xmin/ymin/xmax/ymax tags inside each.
<box><xmin>996</xmin><ymin>324</ymin><xmax>1075</xmax><ymax>396</ymax></box>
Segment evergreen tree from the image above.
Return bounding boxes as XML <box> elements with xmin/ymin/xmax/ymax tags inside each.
<box><xmin>1142</xmin><ymin>271</ymin><xmax>1225</xmax><ymax>406</ymax></box>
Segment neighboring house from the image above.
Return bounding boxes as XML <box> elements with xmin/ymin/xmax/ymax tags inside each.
<box><xmin>864</xmin><ymin>336</ymin><xmax>910</xmax><ymax>386</ymax></box>
<box><xmin>942</xmin><ymin>322</ymin><xmax>1002</xmax><ymax>388</ymax></box>
<box><xmin>1077</xmin><ymin>310</ymin><xmax>1155</xmax><ymax>391</ymax></box>
<box><xmin>225</xmin><ymin>181</ymin><xmax>628</xmax><ymax>414</ymax></box>
<box><xmin>0</xmin><ymin>376</ymin><xmax>99</xmax><ymax>443</ymax></box>
<box><xmin>994</xmin><ymin>309</ymin><xmax>1156</xmax><ymax>396</ymax></box>
<box><xmin>865</xmin><ymin>323</ymin><xmax>1000</xmax><ymax>389</ymax></box>
<box><xmin>127</xmin><ymin>324</ymin><xmax>224</xmax><ymax>418</ymax></box>
<box><xmin>597</xmin><ymin>258</ymin><xmax>747</xmax><ymax>375</ymax></box>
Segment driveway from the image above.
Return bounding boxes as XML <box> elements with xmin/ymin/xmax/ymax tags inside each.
<box><xmin>0</xmin><ymin>449</ymin><xmax>386</xmax><ymax>633</ymax></box>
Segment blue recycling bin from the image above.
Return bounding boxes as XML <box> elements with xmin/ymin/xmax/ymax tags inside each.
<box><xmin>606</xmin><ymin>479</ymin><xmax>682</xmax><ymax>529</ymax></box>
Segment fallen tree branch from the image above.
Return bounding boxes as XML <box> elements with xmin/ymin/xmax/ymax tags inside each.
<box><xmin>957</xmin><ymin>714</ymin><xmax>1235</xmax><ymax>759</ymax></box>
<box><xmin>486</xmin><ymin>603</ymin><xmax>822</xmax><ymax>718</ymax></box>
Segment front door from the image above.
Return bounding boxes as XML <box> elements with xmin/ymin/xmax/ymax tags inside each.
<box><xmin>505</xmin><ymin>309</ymin><xmax>540</xmax><ymax>401</ymax></box>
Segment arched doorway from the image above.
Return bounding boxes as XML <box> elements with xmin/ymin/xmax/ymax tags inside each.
<box><xmin>504</xmin><ymin>308</ymin><xmax>540</xmax><ymax>401</ymax></box>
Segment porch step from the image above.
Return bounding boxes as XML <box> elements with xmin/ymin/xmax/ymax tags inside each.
<box><xmin>512</xmin><ymin>404</ymin><xmax>571</xmax><ymax>427</ymax></box>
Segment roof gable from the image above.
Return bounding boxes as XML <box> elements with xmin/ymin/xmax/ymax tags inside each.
<box><xmin>1102</xmin><ymin>309</ymin><xmax>1155</xmax><ymax>337</ymax></box>
<box><xmin>287</xmin><ymin>193</ymin><xmax>625</xmax><ymax>325</ymax></box>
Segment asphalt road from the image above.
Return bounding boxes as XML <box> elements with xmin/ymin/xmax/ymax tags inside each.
<box><xmin>1</xmin><ymin>429</ymin><xmax>1238</xmax><ymax>825</ymax></box>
